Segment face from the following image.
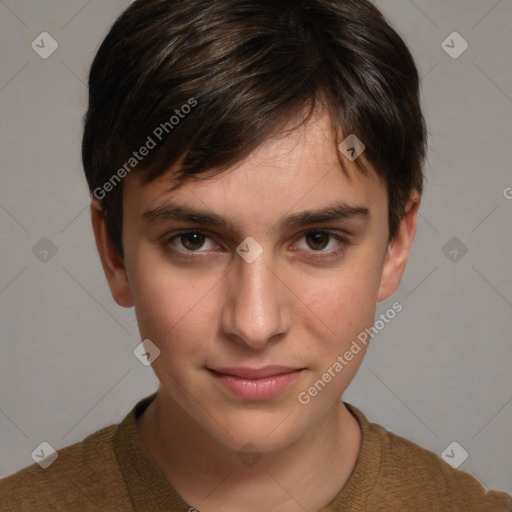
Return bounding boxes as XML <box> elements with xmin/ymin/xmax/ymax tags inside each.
<box><xmin>93</xmin><ymin>109</ymin><xmax>418</xmax><ymax>453</ymax></box>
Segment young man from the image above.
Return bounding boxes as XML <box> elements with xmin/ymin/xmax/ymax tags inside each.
<box><xmin>1</xmin><ymin>0</ymin><xmax>510</xmax><ymax>510</ymax></box>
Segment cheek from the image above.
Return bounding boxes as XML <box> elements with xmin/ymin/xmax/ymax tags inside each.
<box><xmin>297</xmin><ymin>257</ymin><xmax>382</xmax><ymax>346</ymax></box>
<box><xmin>129</xmin><ymin>254</ymin><xmax>222</xmax><ymax>358</ymax></box>
<box><xmin>293</xmin><ymin>262</ymin><xmax>381</xmax><ymax>405</ymax></box>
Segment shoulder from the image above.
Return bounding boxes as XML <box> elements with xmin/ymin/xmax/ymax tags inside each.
<box><xmin>347</xmin><ymin>404</ymin><xmax>512</xmax><ymax>512</ymax></box>
<box><xmin>0</xmin><ymin>423</ymin><xmax>131</xmax><ymax>511</ymax></box>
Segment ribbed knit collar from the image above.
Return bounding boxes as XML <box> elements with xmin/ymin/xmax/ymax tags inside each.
<box><xmin>113</xmin><ymin>393</ymin><xmax>382</xmax><ymax>511</ymax></box>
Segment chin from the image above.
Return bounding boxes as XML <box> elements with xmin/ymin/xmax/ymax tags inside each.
<box><xmin>202</xmin><ymin>406</ymin><xmax>308</xmax><ymax>453</ymax></box>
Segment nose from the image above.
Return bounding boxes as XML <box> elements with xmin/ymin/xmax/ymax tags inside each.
<box><xmin>221</xmin><ymin>248</ymin><xmax>291</xmax><ymax>350</ymax></box>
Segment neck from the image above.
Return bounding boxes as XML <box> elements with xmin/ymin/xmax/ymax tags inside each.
<box><xmin>136</xmin><ymin>388</ymin><xmax>361</xmax><ymax>512</ymax></box>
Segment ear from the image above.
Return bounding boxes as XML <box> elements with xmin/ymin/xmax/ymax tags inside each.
<box><xmin>377</xmin><ymin>191</ymin><xmax>420</xmax><ymax>302</ymax></box>
<box><xmin>90</xmin><ymin>200</ymin><xmax>133</xmax><ymax>307</ymax></box>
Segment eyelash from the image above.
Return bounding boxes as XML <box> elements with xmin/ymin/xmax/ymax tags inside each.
<box><xmin>164</xmin><ymin>230</ymin><xmax>348</xmax><ymax>261</ymax></box>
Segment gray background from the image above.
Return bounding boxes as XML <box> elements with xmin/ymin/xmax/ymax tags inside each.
<box><xmin>1</xmin><ymin>0</ymin><xmax>511</xmax><ymax>495</ymax></box>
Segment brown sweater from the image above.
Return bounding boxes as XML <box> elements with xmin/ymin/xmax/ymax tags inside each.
<box><xmin>1</xmin><ymin>392</ymin><xmax>510</xmax><ymax>511</ymax></box>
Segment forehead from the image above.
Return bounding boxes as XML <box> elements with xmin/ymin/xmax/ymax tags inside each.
<box><xmin>123</xmin><ymin>110</ymin><xmax>386</xmax><ymax>230</ymax></box>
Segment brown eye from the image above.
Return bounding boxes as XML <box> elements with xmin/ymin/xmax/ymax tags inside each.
<box><xmin>305</xmin><ymin>231</ymin><xmax>330</xmax><ymax>250</ymax></box>
<box><xmin>164</xmin><ymin>230</ymin><xmax>221</xmax><ymax>260</ymax></box>
<box><xmin>180</xmin><ymin>232</ymin><xmax>206</xmax><ymax>251</ymax></box>
<box><xmin>293</xmin><ymin>230</ymin><xmax>347</xmax><ymax>261</ymax></box>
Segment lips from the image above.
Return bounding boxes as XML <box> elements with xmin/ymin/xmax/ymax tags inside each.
<box><xmin>210</xmin><ymin>366</ymin><xmax>300</xmax><ymax>379</ymax></box>
<box><xmin>208</xmin><ymin>366</ymin><xmax>304</xmax><ymax>400</ymax></box>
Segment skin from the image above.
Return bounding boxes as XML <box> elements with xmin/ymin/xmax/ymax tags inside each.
<box><xmin>91</xmin><ymin>108</ymin><xmax>419</xmax><ymax>511</ymax></box>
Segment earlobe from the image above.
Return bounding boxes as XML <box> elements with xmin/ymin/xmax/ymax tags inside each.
<box><xmin>90</xmin><ymin>200</ymin><xmax>134</xmax><ymax>307</ymax></box>
<box><xmin>377</xmin><ymin>192</ymin><xmax>420</xmax><ymax>302</ymax></box>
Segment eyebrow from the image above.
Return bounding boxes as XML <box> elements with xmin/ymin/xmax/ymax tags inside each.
<box><xmin>143</xmin><ymin>200</ymin><xmax>370</xmax><ymax>231</ymax></box>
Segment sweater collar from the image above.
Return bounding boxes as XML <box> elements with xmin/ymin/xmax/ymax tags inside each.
<box><xmin>113</xmin><ymin>391</ymin><xmax>190</xmax><ymax>511</ymax></box>
<box><xmin>113</xmin><ymin>393</ymin><xmax>381</xmax><ymax>511</ymax></box>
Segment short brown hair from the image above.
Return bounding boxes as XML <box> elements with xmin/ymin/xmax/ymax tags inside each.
<box><xmin>82</xmin><ymin>0</ymin><xmax>427</xmax><ymax>258</ymax></box>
